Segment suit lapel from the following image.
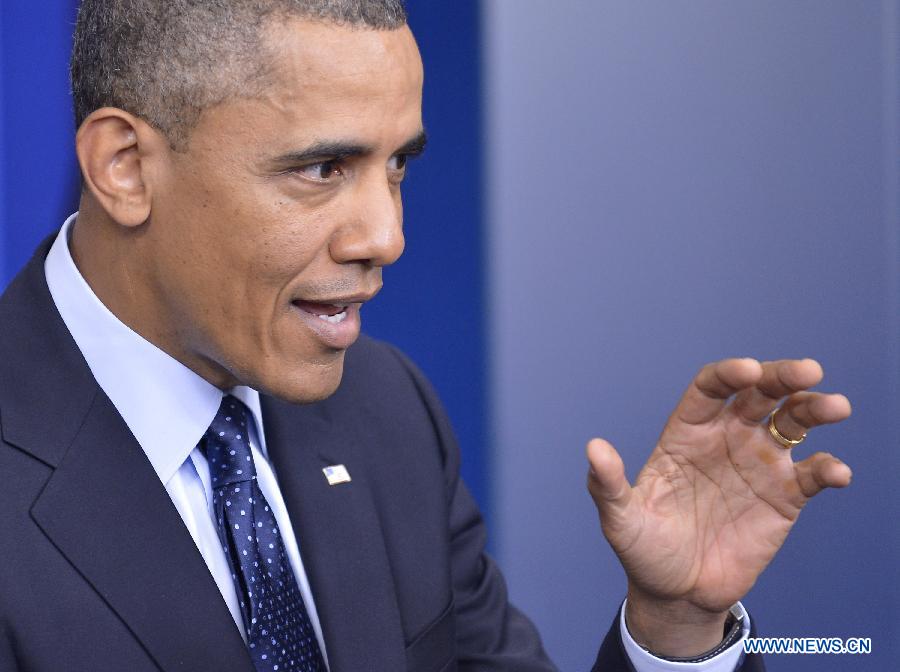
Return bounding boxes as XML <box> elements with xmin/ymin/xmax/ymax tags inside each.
<box><xmin>262</xmin><ymin>396</ymin><xmax>407</xmax><ymax>672</ymax></box>
<box><xmin>29</xmin><ymin>390</ymin><xmax>254</xmax><ymax>672</ymax></box>
<box><xmin>0</xmin><ymin>238</ymin><xmax>253</xmax><ymax>672</ymax></box>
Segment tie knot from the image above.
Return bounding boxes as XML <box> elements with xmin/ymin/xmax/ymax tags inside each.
<box><xmin>202</xmin><ymin>395</ymin><xmax>256</xmax><ymax>487</ymax></box>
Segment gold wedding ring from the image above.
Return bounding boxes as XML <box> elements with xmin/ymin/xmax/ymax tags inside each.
<box><xmin>767</xmin><ymin>408</ymin><xmax>806</xmax><ymax>449</ymax></box>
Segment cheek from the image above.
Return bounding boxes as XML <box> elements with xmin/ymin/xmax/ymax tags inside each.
<box><xmin>208</xmin><ymin>206</ymin><xmax>336</xmax><ymax>341</ymax></box>
<box><xmin>247</xmin><ymin>206</ymin><xmax>332</xmax><ymax>286</ymax></box>
<box><xmin>158</xmin><ymin>162</ymin><xmax>335</xmax><ymax>316</ymax></box>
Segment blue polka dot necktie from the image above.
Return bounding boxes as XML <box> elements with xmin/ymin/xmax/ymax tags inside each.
<box><xmin>201</xmin><ymin>395</ymin><xmax>327</xmax><ymax>672</ymax></box>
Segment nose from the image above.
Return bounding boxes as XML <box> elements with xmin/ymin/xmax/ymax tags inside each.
<box><xmin>330</xmin><ymin>173</ymin><xmax>405</xmax><ymax>268</ymax></box>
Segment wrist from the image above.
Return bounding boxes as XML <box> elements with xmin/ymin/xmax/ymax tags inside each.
<box><xmin>624</xmin><ymin>588</ymin><xmax>730</xmax><ymax>658</ymax></box>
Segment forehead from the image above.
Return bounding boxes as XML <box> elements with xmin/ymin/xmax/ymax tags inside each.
<box><xmin>264</xmin><ymin>18</ymin><xmax>423</xmax><ymax>94</ymax></box>
<box><xmin>247</xmin><ymin>19</ymin><xmax>424</xmax><ymax>140</ymax></box>
<box><xmin>180</xmin><ymin>18</ymin><xmax>424</xmax><ymax>159</ymax></box>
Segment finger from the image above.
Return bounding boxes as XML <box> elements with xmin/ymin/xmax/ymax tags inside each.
<box><xmin>795</xmin><ymin>452</ymin><xmax>852</xmax><ymax>497</ymax></box>
<box><xmin>732</xmin><ymin>359</ymin><xmax>824</xmax><ymax>423</ymax></box>
<box><xmin>675</xmin><ymin>358</ymin><xmax>763</xmax><ymax>425</ymax></box>
<box><xmin>586</xmin><ymin>438</ymin><xmax>633</xmax><ymax>517</ymax></box>
<box><xmin>772</xmin><ymin>392</ymin><xmax>852</xmax><ymax>441</ymax></box>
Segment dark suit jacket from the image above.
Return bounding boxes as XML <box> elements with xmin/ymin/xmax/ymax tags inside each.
<box><xmin>0</xmin><ymin>237</ymin><xmax>764</xmax><ymax>671</ymax></box>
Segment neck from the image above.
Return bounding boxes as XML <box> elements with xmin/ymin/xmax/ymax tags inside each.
<box><xmin>70</xmin><ymin>198</ymin><xmax>239</xmax><ymax>391</ymax></box>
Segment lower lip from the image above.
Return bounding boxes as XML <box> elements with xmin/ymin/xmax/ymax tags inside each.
<box><xmin>291</xmin><ymin>302</ymin><xmax>361</xmax><ymax>350</ymax></box>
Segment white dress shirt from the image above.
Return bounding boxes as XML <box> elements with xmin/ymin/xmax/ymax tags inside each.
<box><xmin>44</xmin><ymin>212</ymin><xmax>748</xmax><ymax>671</ymax></box>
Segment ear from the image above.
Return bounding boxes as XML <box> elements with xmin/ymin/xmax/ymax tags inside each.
<box><xmin>75</xmin><ymin>107</ymin><xmax>167</xmax><ymax>227</ymax></box>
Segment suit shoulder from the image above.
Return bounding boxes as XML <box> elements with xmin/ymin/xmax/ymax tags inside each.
<box><xmin>332</xmin><ymin>334</ymin><xmax>457</xmax><ymax>459</ymax></box>
<box><xmin>340</xmin><ymin>333</ymin><xmax>437</xmax><ymax>405</ymax></box>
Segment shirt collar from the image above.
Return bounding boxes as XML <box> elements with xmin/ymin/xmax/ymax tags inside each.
<box><xmin>44</xmin><ymin>213</ymin><xmax>268</xmax><ymax>483</ymax></box>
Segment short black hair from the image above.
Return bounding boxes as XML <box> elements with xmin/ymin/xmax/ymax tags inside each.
<box><xmin>70</xmin><ymin>0</ymin><xmax>408</xmax><ymax>147</ymax></box>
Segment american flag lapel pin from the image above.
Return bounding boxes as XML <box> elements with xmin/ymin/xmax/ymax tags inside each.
<box><xmin>323</xmin><ymin>464</ymin><xmax>351</xmax><ymax>486</ymax></box>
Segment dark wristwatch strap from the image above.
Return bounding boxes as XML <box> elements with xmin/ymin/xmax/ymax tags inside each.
<box><xmin>640</xmin><ymin>603</ymin><xmax>745</xmax><ymax>664</ymax></box>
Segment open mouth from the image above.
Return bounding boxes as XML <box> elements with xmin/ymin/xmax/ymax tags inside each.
<box><xmin>292</xmin><ymin>300</ymin><xmax>349</xmax><ymax>324</ymax></box>
<box><xmin>289</xmin><ymin>295</ymin><xmax>367</xmax><ymax>350</ymax></box>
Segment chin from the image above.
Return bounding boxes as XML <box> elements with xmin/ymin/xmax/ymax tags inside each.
<box><xmin>259</xmin><ymin>354</ymin><xmax>346</xmax><ymax>405</ymax></box>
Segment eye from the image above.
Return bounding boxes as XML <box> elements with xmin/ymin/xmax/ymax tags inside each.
<box><xmin>295</xmin><ymin>160</ymin><xmax>342</xmax><ymax>182</ymax></box>
<box><xmin>386</xmin><ymin>154</ymin><xmax>410</xmax><ymax>186</ymax></box>
<box><xmin>387</xmin><ymin>154</ymin><xmax>408</xmax><ymax>172</ymax></box>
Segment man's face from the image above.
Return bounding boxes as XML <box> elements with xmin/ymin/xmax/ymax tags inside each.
<box><xmin>143</xmin><ymin>20</ymin><xmax>424</xmax><ymax>402</ymax></box>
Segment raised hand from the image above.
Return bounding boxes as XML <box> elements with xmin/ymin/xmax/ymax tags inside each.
<box><xmin>586</xmin><ymin>358</ymin><xmax>851</xmax><ymax>655</ymax></box>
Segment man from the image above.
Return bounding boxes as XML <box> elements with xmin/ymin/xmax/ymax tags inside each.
<box><xmin>0</xmin><ymin>1</ymin><xmax>853</xmax><ymax>670</ymax></box>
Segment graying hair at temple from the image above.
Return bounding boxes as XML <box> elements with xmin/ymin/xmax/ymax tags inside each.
<box><xmin>70</xmin><ymin>0</ymin><xmax>408</xmax><ymax>148</ymax></box>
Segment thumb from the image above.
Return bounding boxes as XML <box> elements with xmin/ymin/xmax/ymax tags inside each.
<box><xmin>586</xmin><ymin>438</ymin><xmax>633</xmax><ymax>521</ymax></box>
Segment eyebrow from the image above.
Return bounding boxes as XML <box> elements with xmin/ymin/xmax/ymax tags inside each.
<box><xmin>271</xmin><ymin>129</ymin><xmax>428</xmax><ymax>166</ymax></box>
<box><xmin>397</xmin><ymin>129</ymin><xmax>428</xmax><ymax>157</ymax></box>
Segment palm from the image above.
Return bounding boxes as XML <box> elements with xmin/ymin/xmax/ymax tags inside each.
<box><xmin>615</xmin><ymin>416</ymin><xmax>798</xmax><ymax>612</ymax></box>
<box><xmin>588</xmin><ymin>358</ymin><xmax>851</xmax><ymax>615</ymax></box>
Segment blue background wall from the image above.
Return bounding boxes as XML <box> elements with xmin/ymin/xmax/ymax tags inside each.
<box><xmin>2</xmin><ymin>2</ymin><xmax>899</xmax><ymax>671</ymax></box>
<box><xmin>366</xmin><ymin>0</ymin><xmax>488</xmax><ymax>513</ymax></box>
<box><xmin>486</xmin><ymin>1</ymin><xmax>899</xmax><ymax>670</ymax></box>
<box><xmin>0</xmin><ymin>1</ymin><xmax>80</xmax><ymax>286</ymax></box>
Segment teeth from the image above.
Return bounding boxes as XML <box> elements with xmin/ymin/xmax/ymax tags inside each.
<box><xmin>317</xmin><ymin>310</ymin><xmax>347</xmax><ymax>324</ymax></box>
